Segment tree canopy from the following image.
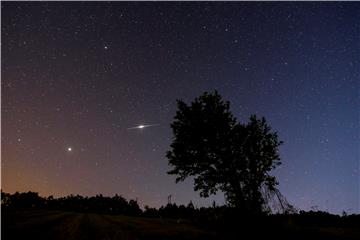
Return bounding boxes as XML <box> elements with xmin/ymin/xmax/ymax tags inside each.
<box><xmin>167</xmin><ymin>91</ymin><xmax>284</xmax><ymax>214</ymax></box>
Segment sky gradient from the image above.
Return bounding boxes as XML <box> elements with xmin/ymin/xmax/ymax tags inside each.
<box><xmin>2</xmin><ymin>2</ymin><xmax>359</xmax><ymax>214</ymax></box>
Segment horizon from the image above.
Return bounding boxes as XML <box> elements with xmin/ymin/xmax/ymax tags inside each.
<box><xmin>1</xmin><ymin>189</ymin><xmax>356</xmax><ymax>216</ymax></box>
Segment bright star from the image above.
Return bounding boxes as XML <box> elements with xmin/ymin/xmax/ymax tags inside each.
<box><xmin>67</xmin><ymin>147</ymin><xmax>72</xmax><ymax>152</ymax></box>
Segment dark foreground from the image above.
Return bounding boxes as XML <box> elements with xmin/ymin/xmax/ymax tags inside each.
<box><xmin>3</xmin><ymin>209</ymin><xmax>360</xmax><ymax>240</ymax></box>
<box><xmin>3</xmin><ymin>209</ymin><xmax>214</xmax><ymax>240</ymax></box>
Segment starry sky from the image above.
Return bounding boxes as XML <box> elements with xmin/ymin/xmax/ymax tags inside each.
<box><xmin>2</xmin><ymin>2</ymin><xmax>359</xmax><ymax>214</ymax></box>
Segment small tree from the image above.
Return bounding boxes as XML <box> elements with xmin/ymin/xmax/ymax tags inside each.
<box><xmin>167</xmin><ymin>91</ymin><xmax>283</xmax><ymax>214</ymax></box>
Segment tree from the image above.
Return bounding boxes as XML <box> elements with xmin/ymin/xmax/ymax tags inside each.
<box><xmin>167</xmin><ymin>91</ymin><xmax>283</xmax><ymax>214</ymax></box>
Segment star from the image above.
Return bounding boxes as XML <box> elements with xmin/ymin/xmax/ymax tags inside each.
<box><xmin>104</xmin><ymin>45</ymin><xmax>108</xmax><ymax>50</ymax></box>
<box><xmin>67</xmin><ymin>147</ymin><xmax>72</xmax><ymax>152</ymax></box>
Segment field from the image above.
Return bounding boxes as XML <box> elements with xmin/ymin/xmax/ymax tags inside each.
<box><xmin>3</xmin><ymin>208</ymin><xmax>360</xmax><ymax>240</ymax></box>
<box><xmin>2</xmin><ymin>209</ymin><xmax>215</xmax><ymax>240</ymax></box>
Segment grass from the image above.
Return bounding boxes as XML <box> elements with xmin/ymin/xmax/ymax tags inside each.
<box><xmin>2</xmin><ymin>209</ymin><xmax>215</xmax><ymax>240</ymax></box>
<box><xmin>2</xmin><ymin>208</ymin><xmax>359</xmax><ymax>240</ymax></box>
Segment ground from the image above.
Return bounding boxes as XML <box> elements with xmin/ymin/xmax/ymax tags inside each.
<box><xmin>2</xmin><ymin>209</ymin><xmax>215</xmax><ymax>240</ymax></box>
<box><xmin>3</xmin><ymin>209</ymin><xmax>360</xmax><ymax>240</ymax></box>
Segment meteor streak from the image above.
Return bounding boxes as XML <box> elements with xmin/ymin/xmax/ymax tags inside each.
<box><xmin>127</xmin><ymin>124</ymin><xmax>160</xmax><ymax>130</ymax></box>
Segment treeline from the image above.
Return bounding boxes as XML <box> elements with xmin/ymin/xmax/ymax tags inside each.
<box><xmin>1</xmin><ymin>191</ymin><xmax>200</xmax><ymax>218</ymax></box>
<box><xmin>2</xmin><ymin>191</ymin><xmax>359</xmax><ymax>229</ymax></box>
<box><xmin>1</xmin><ymin>191</ymin><xmax>141</xmax><ymax>216</ymax></box>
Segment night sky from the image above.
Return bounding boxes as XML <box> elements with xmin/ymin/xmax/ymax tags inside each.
<box><xmin>2</xmin><ymin>2</ymin><xmax>359</xmax><ymax>214</ymax></box>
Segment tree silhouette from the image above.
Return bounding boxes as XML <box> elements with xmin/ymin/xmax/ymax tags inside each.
<box><xmin>167</xmin><ymin>90</ymin><xmax>283</xmax><ymax>214</ymax></box>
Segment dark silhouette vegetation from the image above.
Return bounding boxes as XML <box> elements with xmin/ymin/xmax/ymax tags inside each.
<box><xmin>167</xmin><ymin>91</ymin><xmax>292</xmax><ymax>215</ymax></box>
<box><xmin>2</xmin><ymin>191</ymin><xmax>360</xmax><ymax>240</ymax></box>
<box><xmin>2</xmin><ymin>190</ymin><xmax>359</xmax><ymax>229</ymax></box>
<box><xmin>1</xmin><ymin>191</ymin><xmax>141</xmax><ymax>216</ymax></box>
